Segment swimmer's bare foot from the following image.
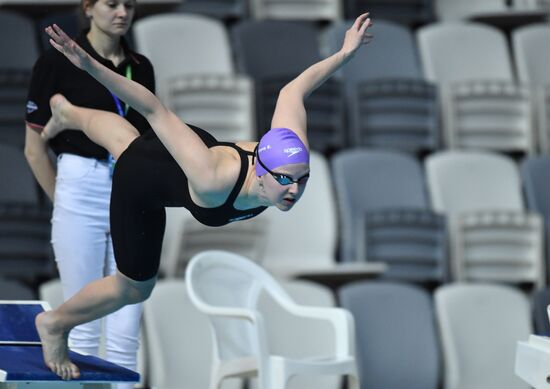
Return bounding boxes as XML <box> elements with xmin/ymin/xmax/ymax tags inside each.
<box><xmin>42</xmin><ymin>94</ymin><xmax>71</xmax><ymax>140</ymax></box>
<box><xmin>35</xmin><ymin>311</ymin><xmax>80</xmax><ymax>380</ymax></box>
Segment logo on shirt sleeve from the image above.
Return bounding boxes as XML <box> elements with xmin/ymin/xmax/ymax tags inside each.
<box><xmin>26</xmin><ymin>101</ymin><xmax>38</xmax><ymax>114</ymax></box>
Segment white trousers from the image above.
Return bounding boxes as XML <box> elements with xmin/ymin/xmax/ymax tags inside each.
<box><xmin>52</xmin><ymin>154</ymin><xmax>142</xmax><ymax>388</ymax></box>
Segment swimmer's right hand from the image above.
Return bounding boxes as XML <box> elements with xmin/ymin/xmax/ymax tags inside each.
<box><xmin>45</xmin><ymin>24</ymin><xmax>92</xmax><ymax>72</ymax></box>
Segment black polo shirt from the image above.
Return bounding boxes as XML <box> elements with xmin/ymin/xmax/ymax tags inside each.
<box><xmin>25</xmin><ymin>31</ymin><xmax>155</xmax><ymax>160</ymax></box>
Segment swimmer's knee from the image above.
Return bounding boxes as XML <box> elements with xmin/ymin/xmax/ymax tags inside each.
<box><xmin>116</xmin><ymin>272</ymin><xmax>157</xmax><ymax>304</ymax></box>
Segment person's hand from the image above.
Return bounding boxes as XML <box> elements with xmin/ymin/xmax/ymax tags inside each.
<box><xmin>45</xmin><ymin>24</ymin><xmax>92</xmax><ymax>71</ymax></box>
<box><xmin>340</xmin><ymin>13</ymin><xmax>373</xmax><ymax>58</ymax></box>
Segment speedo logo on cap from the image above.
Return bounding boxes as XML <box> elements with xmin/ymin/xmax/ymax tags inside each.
<box><xmin>284</xmin><ymin>147</ymin><xmax>303</xmax><ymax>158</ymax></box>
<box><xmin>26</xmin><ymin>101</ymin><xmax>38</xmax><ymax>114</ymax></box>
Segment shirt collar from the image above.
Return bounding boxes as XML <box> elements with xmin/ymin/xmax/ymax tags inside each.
<box><xmin>76</xmin><ymin>29</ymin><xmax>140</xmax><ymax>69</ymax></box>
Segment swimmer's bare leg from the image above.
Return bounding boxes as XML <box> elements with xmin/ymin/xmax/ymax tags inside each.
<box><xmin>43</xmin><ymin>94</ymin><xmax>139</xmax><ymax>160</ymax></box>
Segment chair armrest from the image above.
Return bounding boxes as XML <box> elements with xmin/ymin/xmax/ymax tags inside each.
<box><xmin>281</xmin><ymin>303</ymin><xmax>356</xmax><ymax>357</ymax></box>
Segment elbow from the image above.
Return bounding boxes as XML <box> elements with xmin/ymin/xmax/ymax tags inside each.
<box><xmin>279</xmin><ymin>83</ymin><xmax>305</xmax><ymax>102</ymax></box>
<box><xmin>24</xmin><ymin>143</ymin><xmax>42</xmax><ymax>163</ymax></box>
<box><xmin>24</xmin><ymin>140</ymin><xmax>49</xmax><ymax>167</ymax></box>
<box><xmin>280</xmin><ymin>83</ymin><xmax>296</xmax><ymax>98</ymax></box>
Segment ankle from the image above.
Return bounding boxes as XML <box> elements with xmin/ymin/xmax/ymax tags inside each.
<box><xmin>40</xmin><ymin>311</ymin><xmax>68</xmax><ymax>336</ymax></box>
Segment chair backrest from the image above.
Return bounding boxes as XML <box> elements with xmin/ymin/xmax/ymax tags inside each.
<box><xmin>521</xmin><ymin>156</ymin><xmax>550</xmax><ymax>283</ymax></box>
<box><xmin>434</xmin><ymin>0</ymin><xmax>509</xmax><ymax>20</ymax></box>
<box><xmin>425</xmin><ymin>150</ymin><xmax>524</xmax><ymax>214</ymax></box>
<box><xmin>532</xmin><ymin>288</ymin><xmax>550</xmax><ymax>337</ymax></box>
<box><xmin>260</xmin><ymin>152</ymin><xmax>337</xmax><ymax>270</ymax></box>
<box><xmin>417</xmin><ymin>22</ymin><xmax>513</xmax><ymax>84</ymax></box>
<box><xmin>144</xmin><ymin>279</ymin><xmax>242</xmax><ymax>389</ymax></box>
<box><xmin>231</xmin><ymin>20</ymin><xmax>346</xmax><ymax>152</ymax></box>
<box><xmin>249</xmin><ymin>0</ymin><xmax>341</xmax><ymax>21</ymax></box>
<box><xmin>344</xmin><ymin>0</ymin><xmax>434</xmax><ymax>25</ymax></box>
<box><xmin>0</xmin><ymin>278</ymin><xmax>35</xmax><ymax>300</ymax></box>
<box><xmin>512</xmin><ymin>24</ymin><xmax>550</xmax><ymax>85</ymax></box>
<box><xmin>435</xmin><ymin>283</ymin><xmax>532</xmax><ymax>389</ymax></box>
<box><xmin>133</xmin><ymin>14</ymin><xmax>234</xmax><ymax>99</ymax></box>
<box><xmin>521</xmin><ymin>155</ymin><xmax>550</xmax><ymax>219</ymax></box>
<box><xmin>324</xmin><ymin>19</ymin><xmax>422</xmax><ymax>81</ymax></box>
<box><xmin>324</xmin><ymin>21</ymin><xmax>438</xmax><ymax>153</ymax></box>
<box><xmin>0</xmin><ymin>69</ymin><xmax>31</xmax><ymax>148</ymax></box>
<box><xmin>231</xmin><ymin>20</ymin><xmax>321</xmax><ymax>79</ymax></box>
<box><xmin>166</xmin><ymin>74</ymin><xmax>255</xmax><ymax>142</ymax></box>
<box><xmin>0</xmin><ymin>11</ymin><xmax>39</xmax><ymax>70</ymax></box>
<box><xmin>186</xmin><ymin>250</ymin><xmax>293</xmax><ymax>360</ymax></box>
<box><xmin>332</xmin><ymin>149</ymin><xmax>429</xmax><ymax>212</ymax></box>
<box><xmin>0</xmin><ymin>143</ymin><xmax>40</xmax><ymax>205</ymax></box>
<box><xmin>174</xmin><ymin>0</ymin><xmax>248</xmax><ymax>20</ymax></box>
<box><xmin>37</xmin><ymin>9</ymin><xmax>85</xmax><ymax>53</ymax></box>
<box><xmin>331</xmin><ymin>149</ymin><xmax>429</xmax><ymax>261</ymax></box>
<box><xmin>339</xmin><ymin>281</ymin><xmax>440</xmax><ymax>389</ymax></box>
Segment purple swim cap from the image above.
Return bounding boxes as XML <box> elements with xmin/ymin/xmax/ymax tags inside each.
<box><xmin>255</xmin><ymin>128</ymin><xmax>310</xmax><ymax>176</ymax></box>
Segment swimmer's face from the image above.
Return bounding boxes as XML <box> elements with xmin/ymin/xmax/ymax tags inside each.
<box><xmin>260</xmin><ymin>163</ymin><xmax>310</xmax><ymax>211</ymax></box>
<box><xmin>85</xmin><ymin>0</ymin><xmax>136</xmax><ymax>37</ymax></box>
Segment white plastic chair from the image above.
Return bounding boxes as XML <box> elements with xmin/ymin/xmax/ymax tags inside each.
<box><xmin>185</xmin><ymin>250</ymin><xmax>359</xmax><ymax>389</ymax></box>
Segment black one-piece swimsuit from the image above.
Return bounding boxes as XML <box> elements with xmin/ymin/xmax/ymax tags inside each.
<box><xmin>110</xmin><ymin>125</ymin><xmax>266</xmax><ymax>281</ymax></box>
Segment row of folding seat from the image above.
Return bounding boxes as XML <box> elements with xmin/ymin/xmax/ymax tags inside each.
<box><xmin>10</xmin><ymin>276</ymin><xmax>547</xmax><ymax>389</ymax></box>
<box><xmin>1</xmin><ymin>136</ymin><xmax>549</xmax><ymax>287</ymax></box>
<box><xmin>130</xmin><ymin>14</ymin><xmax>550</xmax><ymax>156</ymax></box>
<box><xmin>157</xmin><ymin>147</ymin><xmax>550</xmax><ymax>290</ymax></box>
<box><xmin>0</xmin><ymin>143</ymin><xmax>54</xmax><ymax>285</ymax></box>
<box><xmin>1</xmin><ymin>135</ymin><xmax>550</xmax><ymax>289</ymax></box>
<box><xmin>3</xmin><ymin>10</ymin><xmax>550</xmax><ymax>154</ymax></box>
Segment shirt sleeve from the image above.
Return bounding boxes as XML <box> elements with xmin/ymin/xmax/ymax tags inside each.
<box><xmin>25</xmin><ymin>54</ymin><xmax>57</xmax><ymax>130</ymax></box>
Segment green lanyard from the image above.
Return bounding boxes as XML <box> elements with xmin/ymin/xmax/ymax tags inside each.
<box><xmin>109</xmin><ymin>65</ymin><xmax>132</xmax><ymax>117</ymax></box>
<box><xmin>108</xmin><ymin>64</ymin><xmax>132</xmax><ymax>177</ymax></box>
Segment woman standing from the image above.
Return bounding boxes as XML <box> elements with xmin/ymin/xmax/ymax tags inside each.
<box><xmin>24</xmin><ymin>1</ymin><xmax>155</xmax><ymax>386</ymax></box>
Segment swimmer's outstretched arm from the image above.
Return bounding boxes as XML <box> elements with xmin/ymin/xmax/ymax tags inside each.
<box><xmin>44</xmin><ymin>25</ymin><xmax>227</xmax><ymax>192</ymax></box>
<box><xmin>271</xmin><ymin>13</ymin><xmax>373</xmax><ymax>146</ymax></box>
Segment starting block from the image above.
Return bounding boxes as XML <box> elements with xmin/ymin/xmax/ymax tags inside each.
<box><xmin>0</xmin><ymin>301</ymin><xmax>139</xmax><ymax>388</ymax></box>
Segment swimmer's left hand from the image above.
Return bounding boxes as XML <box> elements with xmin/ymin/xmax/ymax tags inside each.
<box><xmin>340</xmin><ymin>12</ymin><xmax>373</xmax><ymax>58</ymax></box>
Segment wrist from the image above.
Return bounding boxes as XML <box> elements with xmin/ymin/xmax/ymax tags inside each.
<box><xmin>337</xmin><ymin>49</ymin><xmax>354</xmax><ymax>64</ymax></box>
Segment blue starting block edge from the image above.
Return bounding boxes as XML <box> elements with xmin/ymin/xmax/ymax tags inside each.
<box><xmin>0</xmin><ymin>301</ymin><xmax>139</xmax><ymax>383</ymax></box>
<box><xmin>0</xmin><ymin>301</ymin><xmax>51</xmax><ymax>345</ymax></box>
<box><xmin>0</xmin><ymin>345</ymin><xmax>140</xmax><ymax>383</ymax></box>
